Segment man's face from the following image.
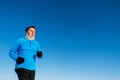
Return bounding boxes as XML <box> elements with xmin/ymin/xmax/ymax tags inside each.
<box><xmin>26</xmin><ymin>28</ymin><xmax>36</xmax><ymax>38</ymax></box>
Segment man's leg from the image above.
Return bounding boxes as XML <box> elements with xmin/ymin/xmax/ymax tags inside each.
<box><xmin>28</xmin><ymin>70</ymin><xmax>35</xmax><ymax>80</ymax></box>
<box><xmin>15</xmin><ymin>68</ymin><xmax>29</xmax><ymax>80</ymax></box>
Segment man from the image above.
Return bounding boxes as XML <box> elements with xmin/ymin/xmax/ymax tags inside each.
<box><xmin>9</xmin><ymin>26</ymin><xmax>42</xmax><ymax>80</ymax></box>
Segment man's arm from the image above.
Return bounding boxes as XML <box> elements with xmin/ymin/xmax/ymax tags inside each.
<box><xmin>9</xmin><ymin>39</ymin><xmax>20</xmax><ymax>61</ymax></box>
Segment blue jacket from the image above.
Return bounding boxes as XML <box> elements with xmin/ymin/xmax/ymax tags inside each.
<box><xmin>9</xmin><ymin>38</ymin><xmax>42</xmax><ymax>70</ymax></box>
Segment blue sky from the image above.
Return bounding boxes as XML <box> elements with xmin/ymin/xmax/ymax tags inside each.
<box><xmin>0</xmin><ymin>0</ymin><xmax>120</xmax><ymax>80</ymax></box>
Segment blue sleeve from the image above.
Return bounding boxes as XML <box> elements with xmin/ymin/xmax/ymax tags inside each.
<box><xmin>37</xmin><ymin>42</ymin><xmax>42</xmax><ymax>52</ymax></box>
<box><xmin>9</xmin><ymin>39</ymin><xmax>21</xmax><ymax>61</ymax></box>
<box><xmin>36</xmin><ymin>42</ymin><xmax>43</xmax><ymax>58</ymax></box>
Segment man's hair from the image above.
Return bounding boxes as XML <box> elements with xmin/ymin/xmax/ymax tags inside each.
<box><xmin>25</xmin><ymin>26</ymin><xmax>36</xmax><ymax>32</ymax></box>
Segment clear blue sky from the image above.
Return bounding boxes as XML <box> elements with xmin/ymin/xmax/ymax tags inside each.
<box><xmin>0</xmin><ymin>0</ymin><xmax>120</xmax><ymax>80</ymax></box>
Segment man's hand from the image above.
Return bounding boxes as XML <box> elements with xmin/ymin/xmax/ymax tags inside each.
<box><xmin>16</xmin><ymin>57</ymin><xmax>24</xmax><ymax>64</ymax></box>
<box><xmin>37</xmin><ymin>51</ymin><xmax>42</xmax><ymax>58</ymax></box>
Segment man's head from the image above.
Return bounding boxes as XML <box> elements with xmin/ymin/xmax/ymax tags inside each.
<box><xmin>25</xmin><ymin>26</ymin><xmax>36</xmax><ymax>40</ymax></box>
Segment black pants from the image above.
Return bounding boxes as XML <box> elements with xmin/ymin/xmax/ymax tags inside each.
<box><xmin>15</xmin><ymin>68</ymin><xmax>35</xmax><ymax>80</ymax></box>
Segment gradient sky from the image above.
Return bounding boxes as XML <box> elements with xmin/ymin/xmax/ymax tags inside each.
<box><xmin>0</xmin><ymin>0</ymin><xmax>120</xmax><ymax>80</ymax></box>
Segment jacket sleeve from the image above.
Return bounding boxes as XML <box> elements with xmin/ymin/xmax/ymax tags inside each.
<box><xmin>9</xmin><ymin>39</ymin><xmax>21</xmax><ymax>61</ymax></box>
<box><xmin>36</xmin><ymin>42</ymin><xmax>42</xmax><ymax>58</ymax></box>
<box><xmin>37</xmin><ymin>43</ymin><xmax>42</xmax><ymax>52</ymax></box>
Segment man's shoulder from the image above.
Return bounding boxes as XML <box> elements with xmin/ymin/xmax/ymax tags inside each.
<box><xmin>33</xmin><ymin>40</ymin><xmax>39</xmax><ymax>43</ymax></box>
<box><xmin>33</xmin><ymin>40</ymin><xmax>40</xmax><ymax>45</ymax></box>
<box><xmin>17</xmin><ymin>37</ymin><xmax>26</xmax><ymax>42</ymax></box>
<box><xmin>17</xmin><ymin>37</ymin><xmax>25</xmax><ymax>40</ymax></box>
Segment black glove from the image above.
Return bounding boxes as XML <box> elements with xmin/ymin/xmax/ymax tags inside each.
<box><xmin>37</xmin><ymin>51</ymin><xmax>42</xmax><ymax>58</ymax></box>
<box><xmin>16</xmin><ymin>57</ymin><xmax>24</xmax><ymax>64</ymax></box>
